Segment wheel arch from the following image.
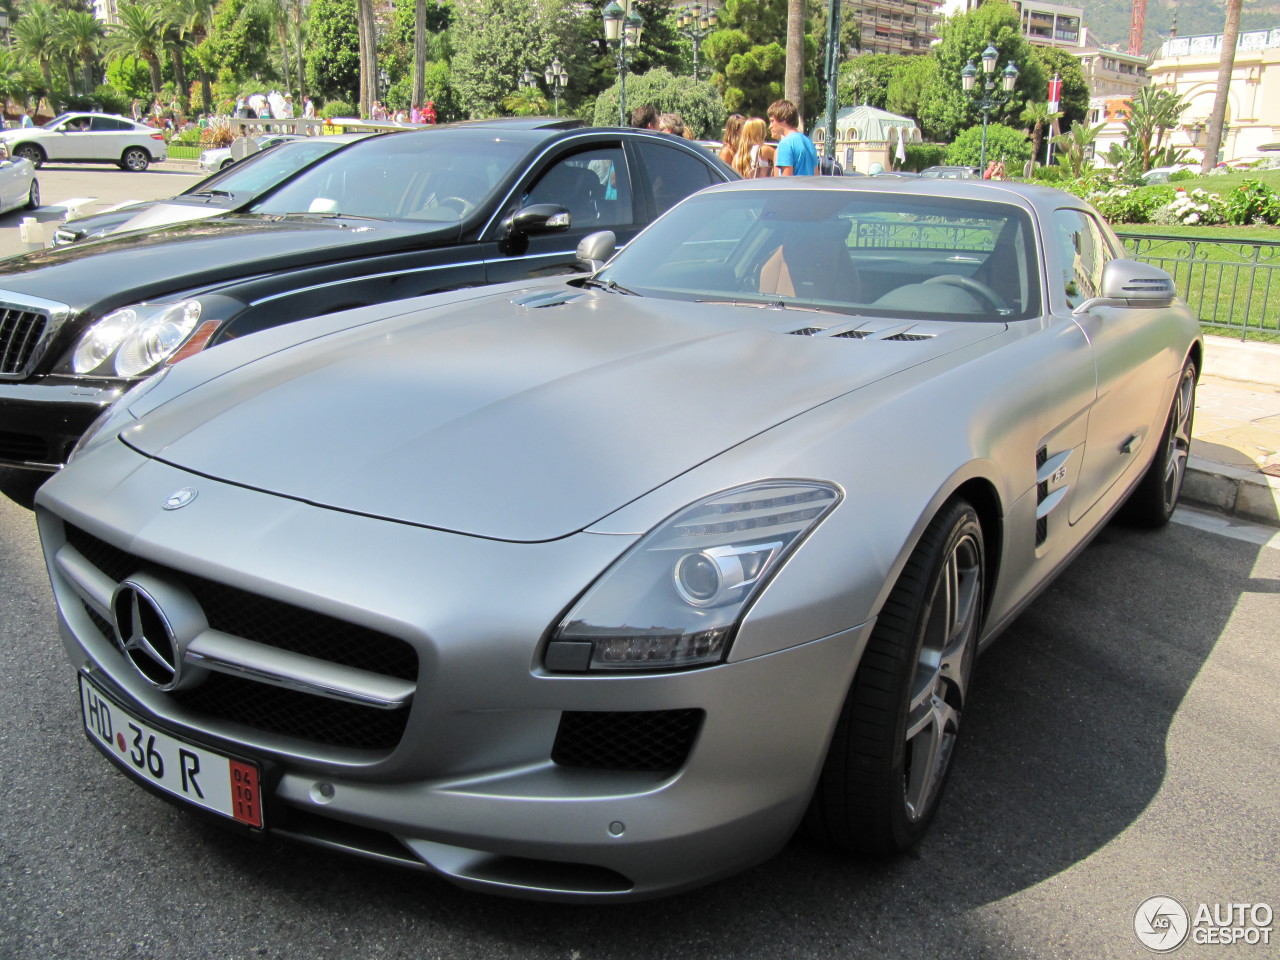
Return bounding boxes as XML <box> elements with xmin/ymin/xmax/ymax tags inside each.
<box><xmin>950</xmin><ymin>475</ymin><xmax>1004</xmax><ymax>624</ymax></box>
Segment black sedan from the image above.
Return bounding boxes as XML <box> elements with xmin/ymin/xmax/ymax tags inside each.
<box><xmin>0</xmin><ymin>119</ymin><xmax>736</xmax><ymax>502</ymax></box>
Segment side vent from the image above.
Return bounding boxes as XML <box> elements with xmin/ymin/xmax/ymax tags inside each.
<box><xmin>787</xmin><ymin>326</ymin><xmax>824</xmax><ymax>337</ymax></box>
<box><xmin>884</xmin><ymin>332</ymin><xmax>934</xmax><ymax>342</ymax></box>
<box><xmin>1035</xmin><ymin>446</ymin><xmax>1049</xmax><ymax>546</ymax></box>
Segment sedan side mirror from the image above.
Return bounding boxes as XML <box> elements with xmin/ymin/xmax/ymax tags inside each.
<box><xmin>576</xmin><ymin>230</ymin><xmax>616</xmax><ymax>272</ymax></box>
<box><xmin>502</xmin><ymin>203</ymin><xmax>571</xmax><ymax>238</ymax></box>
<box><xmin>1072</xmin><ymin>259</ymin><xmax>1177</xmax><ymax>315</ymax></box>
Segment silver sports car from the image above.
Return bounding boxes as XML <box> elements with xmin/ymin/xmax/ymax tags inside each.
<box><xmin>36</xmin><ymin>178</ymin><xmax>1201</xmax><ymax>902</ymax></box>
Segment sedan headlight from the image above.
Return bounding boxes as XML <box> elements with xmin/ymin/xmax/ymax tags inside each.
<box><xmin>72</xmin><ymin>300</ymin><xmax>204</xmax><ymax>378</ymax></box>
<box><xmin>549</xmin><ymin>481</ymin><xmax>841</xmax><ymax>672</ymax></box>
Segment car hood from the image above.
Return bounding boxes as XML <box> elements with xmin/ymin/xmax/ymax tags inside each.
<box><xmin>123</xmin><ymin>290</ymin><xmax>1001</xmax><ymax>542</ymax></box>
<box><xmin>112</xmin><ymin>200</ymin><xmax>239</xmax><ymax>234</ymax></box>
<box><xmin>0</xmin><ymin>215</ymin><xmax>459</xmax><ymax>306</ymax></box>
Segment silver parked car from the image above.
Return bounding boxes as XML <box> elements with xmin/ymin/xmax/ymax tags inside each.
<box><xmin>36</xmin><ymin>178</ymin><xmax>1200</xmax><ymax>902</ymax></box>
<box><xmin>0</xmin><ymin>112</ymin><xmax>168</xmax><ymax>171</ymax></box>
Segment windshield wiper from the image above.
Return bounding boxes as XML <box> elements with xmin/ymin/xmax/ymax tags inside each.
<box><xmin>582</xmin><ymin>277</ymin><xmax>642</xmax><ymax>296</ymax></box>
<box><xmin>186</xmin><ymin>189</ymin><xmax>235</xmax><ymax>201</ymax></box>
<box><xmin>695</xmin><ymin>298</ymin><xmax>851</xmax><ymax>316</ymax></box>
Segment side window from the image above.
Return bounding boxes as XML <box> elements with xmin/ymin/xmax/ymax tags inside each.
<box><xmin>1053</xmin><ymin>209</ymin><xmax>1111</xmax><ymax>308</ymax></box>
<box><xmin>524</xmin><ymin>147</ymin><xmax>633</xmax><ymax>230</ymax></box>
<box><xmin>634</xmin><ymin>141</ymin><xmax>717</xmax><ymax>218</ymax></box>
<box><xmin>92</xmin><ymin>118</ymin><xmax>128</xmax><ymax>132</ymax></box>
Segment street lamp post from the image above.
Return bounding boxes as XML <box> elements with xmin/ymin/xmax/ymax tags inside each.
<box><xmin>603</xmin><ymin>1</ymin><xmax>644</xmax><ymax>126</ymax></box>
<box><xmin>545</xmin><ymin>58</ymin><xmax>568</xmax><ymax>116</ymax></box>
<box><xmin>961</xmin><ymin>44</ymin><xmax>1019</xmax><ymax>176</ymax></box>
<box><xmin>676</xmin><ymin>2</ymin><xmax>718</xmax><ymax>81</ymax></box>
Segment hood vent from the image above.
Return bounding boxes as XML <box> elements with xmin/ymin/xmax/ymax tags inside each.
<box><xmin>510</xmin><ymin>290</ymin><xmax>587</xmax><ymax>309</ymax></box>
<box><xmin>787</xmin><ymin>326</ymin><xmax>825</xmax><ymax>337</ymax></box>
<box><xmin>884</xmin><ymin>332</ymin><xmax>934</xmax><ymax>342</ymax></box>
<box><xmin>834</xmin><ymin>329</ymin><xmax>869</xmax><ymax>339</ymax></box>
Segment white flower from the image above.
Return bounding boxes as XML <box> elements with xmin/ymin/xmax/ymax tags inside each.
<box><xmin>1186</xmin><ymin>213</ymin><xmax>1200</xmax><ymax>223</ymax></box>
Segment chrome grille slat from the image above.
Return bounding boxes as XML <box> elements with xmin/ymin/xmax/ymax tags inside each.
<box><xmin>0</xmin><ymin>291</ymin><xmax>73</xmax><ymax>379</ymax></box>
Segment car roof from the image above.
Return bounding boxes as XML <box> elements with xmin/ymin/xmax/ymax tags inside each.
<box><xmin>695</xmin><ymin>175</ymin><xmax>1074</xmax><ymax>211</ymax></box>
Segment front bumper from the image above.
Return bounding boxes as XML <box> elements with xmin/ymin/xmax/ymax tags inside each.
<box><xmin>0</xmin><ymin>376</ymin><xmax>124</xmax><ymax>470</ymax></box>
<box><xmin>37</xmin><ymin>447</ymin><xmax>872</xmax><ymax>901</ymax></box>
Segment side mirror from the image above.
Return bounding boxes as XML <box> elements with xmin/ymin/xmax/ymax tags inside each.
<box><xmin>1072</xmin><ymin>259</ymin><xmax>1176</xmax><ymax>315</ymax></box>
<box><xmin>576</xmin><ymin>230</ymin><xmax>616</xmax><ymax>272</ymax></box>
<box><xmin>502</xmin><ymin>203</ymin><xmax>571</xmax><ymax>238</ymax></box>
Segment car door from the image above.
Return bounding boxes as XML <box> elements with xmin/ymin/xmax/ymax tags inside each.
<box><xmin>90</xmin><ymin>116</ymin><xmax>133</xmax><ymax>161</ymax></box>
<box><xmin>1058</xmin><ymin>207</ymin><xmax>1172</xmax><ymax>523</ymax></box>
<box><xmin>45</xmin><ymin>116</ymin><xmax>88</xmax><ymax>161</ymax></box>
<box><xmin>628</xmin><ymin>136</ymin><xmax>723</xmax><ymax>223</ymax></box>
<box><xmin>481</xmin><ymin>142</ymin><xmax>641</xmax><ymax>284</ymax></box>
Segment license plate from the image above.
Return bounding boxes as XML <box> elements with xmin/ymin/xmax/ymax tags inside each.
<box><xmin>79</xmin><ymin>674</ymin><xmax>264</xmax><ymax>828</ymax></box>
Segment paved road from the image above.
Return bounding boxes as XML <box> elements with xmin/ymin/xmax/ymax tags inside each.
<box><xmin>0</xmin><ymin>161</ymin><xmax>202</xmax><ymax>258</ymax></box>
<box><xmin>2</xmin><ymin>491</ymin><xmax>1277</xmax><ymax>960</ymax></box>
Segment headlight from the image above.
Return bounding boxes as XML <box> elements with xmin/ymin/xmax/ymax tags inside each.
<box><xmin>71</xmin><ymin>300</ymin><xmax>203</xmax><ymax>378</ymax></box>
<box><xmin>549</xmin><ymin>481</ymin><xmax>841</xmax><ymax>672</ymax></box>
<box><xmin>66</xmin><ymin>367</ymin><xmax>171</xmax><ymax>464</ymax></box>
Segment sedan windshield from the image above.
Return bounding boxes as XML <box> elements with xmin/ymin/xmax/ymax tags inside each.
<box><xmin>251</xmin><ymin>134</ymin><xmax>528</xmax><ymax>221</ymax></box>
<box><xmin>192</xmin><ymin>139</ymin><xmax>350</xmax><ymax>196</ymax></box>
<box><xmin>596</xmin><ymin>189</ymin><xmax>1041</xmax><ymax>322</ymax></box>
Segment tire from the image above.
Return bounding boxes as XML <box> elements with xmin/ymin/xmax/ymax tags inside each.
<box><xmin>13</xmin><ymin>144</ymin><xmax>43</xmax><ymax>168</ymax></box>
<box><xmin>807</xmin><ymin>498</ymin><xmax>985</xmax><ymax>856</ymax></box>
<box><xmin>1118</xmin><ymin>360</ymin><xmax>1196</xmax><ymax>529</ymax></box>
<box><xmin>220</xmin><ymin>159</ymin><xmax>233</xmax><ymax>170</ymax></box>
<box><xmin>121</xmin><ymin>147</ymin><xmax>150</xmax><ymax>172</ymax></box>
<box><xmin>24</xmin><ymin>178</ymin><xmax>39</xmax><ymax>211</ymax></box>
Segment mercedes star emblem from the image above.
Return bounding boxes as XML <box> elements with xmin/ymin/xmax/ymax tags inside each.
<box><xmin>163</xmin><ymin>487</ymin><xmax>199</xmax><ymax>510</ymax></box>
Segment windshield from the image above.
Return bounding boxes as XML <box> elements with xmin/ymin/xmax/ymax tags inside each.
<box><xmin>596</xmin><ymin>189</ymin><xmax>1041</xmax><ymax>323</ymax></box>
<box><xmin>190</xmin><ymin>139</ymin><xmax>351</xmax><ymax>197</ymax></box>
<box><xmin>251</xmin><ymin>134</ymin><xmax>528</xmax><ymax>221</ymax></box>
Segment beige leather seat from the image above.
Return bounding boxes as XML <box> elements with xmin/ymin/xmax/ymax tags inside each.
<box><xmin>758</xmin><ymin>221</ymin><xmax>860</xmax><ymax>303</ymax></box>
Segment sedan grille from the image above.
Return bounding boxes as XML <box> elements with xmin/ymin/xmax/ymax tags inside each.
<box><xmin>65</xmin><ymin>524</ymin><xmax>418</xmax><ymax>751</ymax></box>
<box><xmin>0</xmin><ymin>306</ymin><xmax>51</xmax><ymax>377</ymax></box>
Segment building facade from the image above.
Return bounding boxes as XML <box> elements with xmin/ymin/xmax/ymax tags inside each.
<box><xmin>853</xmin><ymin>0</ymin><xmax>945</xmax><ymax>55</ymax></box>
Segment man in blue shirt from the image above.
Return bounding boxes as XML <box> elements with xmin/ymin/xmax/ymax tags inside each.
<box><xmin>767</xmin><ymin>99</ymin><xmax>817</xmax><ymax>176</ymax></box>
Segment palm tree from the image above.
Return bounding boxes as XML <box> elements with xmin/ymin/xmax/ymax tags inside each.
<box><xmin>167</xmin><ymin>0</ymin><xmax>217</xmax><ymax>115</ymax></box>
<box><xmin>356</xmin><ymin>0</ymin><xmax>376</xmax><ymax>117</ymax></box>
<box><xmin>1021</xmin><ymin>101</ymin><xmax>1062</xmax><ymax>166</ymax></box>
<box><xmin>413</xmin><ymin>0</ymin><xmax>425</xmax><ymax>109</ymax></box>
<box><xmin>1201</xmin><ymin>0</ymin><xmax>1240</xmax><ymax>174</ymax></box>
<box><xmin>1051</xmin><ymin>120</ymin><xmax>1104</xmax><ymax>180</ymax></box>
<box><xmin>56</xmin><ymin>10</ymin><xmax>103</xmax><ymax>97</ymax></box>
<box><xmin>0</xmin><ymin>48</ymin><xmax>35</xmax><ymax>116</ymax></box>
<box><xmin>784</xmin><ymin>0</ymin><xmax>803</xmax><ymax>115</ymax></box>
<box><xmin>12</xmin><ymin>1</ymin><xmax>56</xmax><ymax>113</ymax></box>
<box><xmin>104</xmin><ymin>3</ymin><xmax>167</xmax><ymax>99</ymax></box>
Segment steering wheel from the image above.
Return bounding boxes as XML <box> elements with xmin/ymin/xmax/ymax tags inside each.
<box><xmin>439</xmin><ymin>195</ymin><xmax>475</xmax><ymax>217</ymax></box>
<box><xmin>923</xmin><ymin>274</ymin><xmax>1010</xmax><ymax>312</ymax></box>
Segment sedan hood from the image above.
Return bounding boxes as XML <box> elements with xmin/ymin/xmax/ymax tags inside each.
<box><xmin>0</xmin><ymin>215</ymin><xmax>458</xmax><ymax>306</ymax></box>
<box><xmin>124</xmin><ymin>290</ymin><xmax>1000</xmax><ymax>541</ymax></box>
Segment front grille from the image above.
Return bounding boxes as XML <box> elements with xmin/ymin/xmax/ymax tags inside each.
<box><xmin>64</xmin><ymin>523</ymin><xmax>417</xmax><ymax>750</ymax></box>
<box><xmin>0</xmin><ymin>429</ymin><xmax>49</xmax><ymax>462</ymax></box>
<box><xmin>552</xmin><ymin>709</ymin><xmax>703</xmax><ymax>772</ymax></box>
<box><xmin>0</xmin><ymin>306</ymin><xmax>50</xmax><ymax>377</ymax></box>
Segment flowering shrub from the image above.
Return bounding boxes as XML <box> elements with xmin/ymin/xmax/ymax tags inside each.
<box><xmin>1150</xmin><ymin>187</ymin><xmax>1227</xmax><ymax>226</ymax></box>
<box><xmin>1221</xmin><ymin>179</ymin><xmax>1280</xmax><ymax>225</ymax></box>
<box><xmin>1088</xmin><ymin>185</ymin><xmax>1176</xmax><ymax>224</ymax></box>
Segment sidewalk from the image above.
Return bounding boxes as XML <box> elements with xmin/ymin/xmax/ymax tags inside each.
<box><xmin>1186</xmin><ymin>336</ymin><xmax>1280</xmax><ymax>527</ymax></box>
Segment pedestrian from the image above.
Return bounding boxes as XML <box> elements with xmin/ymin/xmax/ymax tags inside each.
<box><xmin>767</xmin><ymin>99</ymin><xmax>817</xmax><ymax>176</ymax></box>
<box><xmin>130</xmin><ymin>98</ymin><xmax>141</xmax><ymax>121</ymax></box>
<box><xmin>423</xmin><ymin>100</ymin><xmax>436</xmax><ymax>124</ymax></box>
<box><xmin>719</xmin><ymin>114</ymin><xmax>744</xmax><ymax>167</ymax></box>
<box><xmin>629</xmin><ymin>104</ymin><xmax>659</xmax><ymax>129</ymax></box>
<box><xmin>410</xmin><ymin>103</ymin><xmax>422</xmax><ymax>124</ymax></box>
<box><xmin>19</xmin><ymin>112</ymin><xmax>32</xmax><ymax>128</ymax></box>
<box><xmin>733</xmin><ymin>117</ymin><xmax>775</xmax><ymax>179</ymax></box>
<box><xmin>657</xmin><ymin>112</ymin><xmax>683</xmax><ymax>135</ymax></box>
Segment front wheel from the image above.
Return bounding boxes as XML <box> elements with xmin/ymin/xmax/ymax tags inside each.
<box><xmin>13</xmin><ymin>144</ymin><xmax>43</xmax><ymax>168</ymax></box>
<box><xmin>1119</xmin><ymin>360</ymin><xmax>1196</xmax><ymax>528</ymax></box>
<box><xmin>807</xmin><ymin>498</ymin><xmax>985</xmax><ymax>855</ymax></box>
<box><xmin>24</xmin><ymin>178</ymin><xmax>39</xmax><ymax>210</ymax></box>
<box><xmin>120</xmin><ymin>147</ymin><xmax>150</xmax><ymax>172</ymax></box>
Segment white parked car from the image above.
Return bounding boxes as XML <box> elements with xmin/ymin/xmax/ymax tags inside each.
<box><xmin>198</xmin><ymin>133</ymin><xmax>304</xmax><ymax>174</ymax></box>
<box><xmin>0</xmin><ymin>113</ymin><xmax>168</xmax><ymax>171</ymax></box>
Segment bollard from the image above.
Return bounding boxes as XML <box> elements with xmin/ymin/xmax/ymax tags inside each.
<box><xmin>18</xmin><ymin>216</ymin><xmax>43</xmax><ymax>248</ymax></box>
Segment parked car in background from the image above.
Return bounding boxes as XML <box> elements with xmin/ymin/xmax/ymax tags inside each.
<box><xmin>1141</xmin><ymin>164</ymin><xmax>1199</xmax><ymax>184</ymax></box>
<box><xmin>52</xmin><ymin>134</ymin><xmax>369</xmax><ymax>245</ymax></box>
<box><xmin>0</xmin><ymin>154</ymin><xmax>39</xmax><ymax>214</ymax></box>
<box><xmin>0</xmin><ymin>113</ymin><xmax>167</xmax><ymax>171</ymax></box>
<box><xmin>198</xmin><ymin>133</ymin><xmax>304</xmax><ymax>174</ymax></box>
<box><xmin>0</xmin><ymin>118</ymin><xmax>736</xmax><ymax>499</ymax></box>
<box><xmin>920</xmin><ymin>165</ymin><xmax>979</xmax><ymax>179</ymax></box>
<box><xmin>34</xmin><ymin>178</ymin><xmax>1199</xmax><ymax>901</ymax></box>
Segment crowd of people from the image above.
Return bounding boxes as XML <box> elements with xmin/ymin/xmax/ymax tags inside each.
<box><xmin>630</xmin><ymin>100</ymin><xmax>820</xmax><ymax>177</ymax></box>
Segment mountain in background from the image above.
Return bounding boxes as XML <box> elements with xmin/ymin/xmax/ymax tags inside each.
<box><xmin>1083</xmin><ymin>0</ymin><xmax>1280</xmax><ymax>57</ymax></box>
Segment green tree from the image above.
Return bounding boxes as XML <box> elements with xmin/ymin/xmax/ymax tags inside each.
<box><xmin>503</xmin><ymin>85</ymin><xmax>548</xmax><ymax>115</ymax></box>
<box><xmin>943</xmin><ymin>122</ymin><xmax>1031</xmax><ymax>168</ymax></box>
<box><xmin>915</xmin><ymin>0</ymin><xmax>1045</xmax><ymax>142</ymax></box>
<box><xmin>1020</xmin><ymin>101</ymin><xmax>1061</xmax><ymax>166</ymax></box>
<box><xmin>885</xmin><ymin>54</ymin><xmax>936</xmax><ymax>118</ymax></box>
<box><xmin>591</xmin><ymin>66</ymin><xmax>725</xmax><ymax>137</ymax></box>
<box><xmin>1104</xmin><ymin>86</ymin><xmax>1190</xmax><ymax>178</ymax></box>
<box><xmin>0</xmin><ymin>48</ymin><xmax>37</xmax><ymax>113</ymax></box>
<box><xmin>702</xmin><ymin>0</ymin><xmax>817</xmax><ymax>119</ymax></box>
<box><xmin>304</xmin><ymin>0</ymin><xmax>360</xmax><ymax>103</ymax></box>
<box><xmin>1051</xmin><ymin>119</ymin><xmax>1103</xmax><ymax>180</ymax></box>
<box><xmin>55</xmin><ymin>9</ymin><xmax>103</xmax><ymax>97</ymax></box>
<box><xmin>1027</xmin><ymin>43</ymin><xmax>1086</xmax><ymax>129</ymax></box>
<box><xmin>451</xmin><ymin>0</ymin><xmax>567</xmax><ymax>118</ymax></box>
<box><xmin>201</xmin><ymin>0</ymin><xmax>274</xmax><ymax>85</ymax></box>
<box><xmin>13</xmin><ymin>1</ymin><xmax>57</xmax><ymax>110</ymax></box>
<box><xmin>837</xmin><ymin>53</ymin><xmax>903</xmax><ymax>109</ymax></box>
<box><xmin>104</xmin><ymin>3</ymin><xmax>167</xmax><ymax>98</ymax></box>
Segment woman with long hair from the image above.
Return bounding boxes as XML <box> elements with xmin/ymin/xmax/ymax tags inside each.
<box><xmin>719</xmin><ymin>114</ymin><xmax>744</xmax><ymax>167</ymax></box>
<box><xmin>734</xmin><ymin>118</ymin><xmax>776</xmax><ymax>179</ymax></box>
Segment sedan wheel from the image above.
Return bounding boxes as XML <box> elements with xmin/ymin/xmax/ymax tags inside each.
<box><xmin>24</xmin><ymin>178</ymin><xmax>39</xmax><ymax>210</ymax></box>
<box><xmin>13</xmin><ymin>144</ymin><xmax>43</xmax><ymax>168</ymax></box>
<box><xmin>121</xmin><ymin>147</ymin><xmax>150</xmax><ymax>172</ymax></box>
<box><xmin>807</xmin><ymin>498</ymin><xmax>984</xmax><ymax>855</ymax></box>
<box><xmin>1119</xmin><ymin>360</ymin><xmax>1197</xmax><ymax>528</ymax></box>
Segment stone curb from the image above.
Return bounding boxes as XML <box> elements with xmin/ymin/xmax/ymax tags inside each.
<box><xmin>1185</xmin><ymin>455</ymin><xmax>1280</xmax><ymax>528</ymax></box>
<box><xmin>1205</xmin><ymin>335</ymin><xmax>1280</xmax><ymax>387</ymax></box>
